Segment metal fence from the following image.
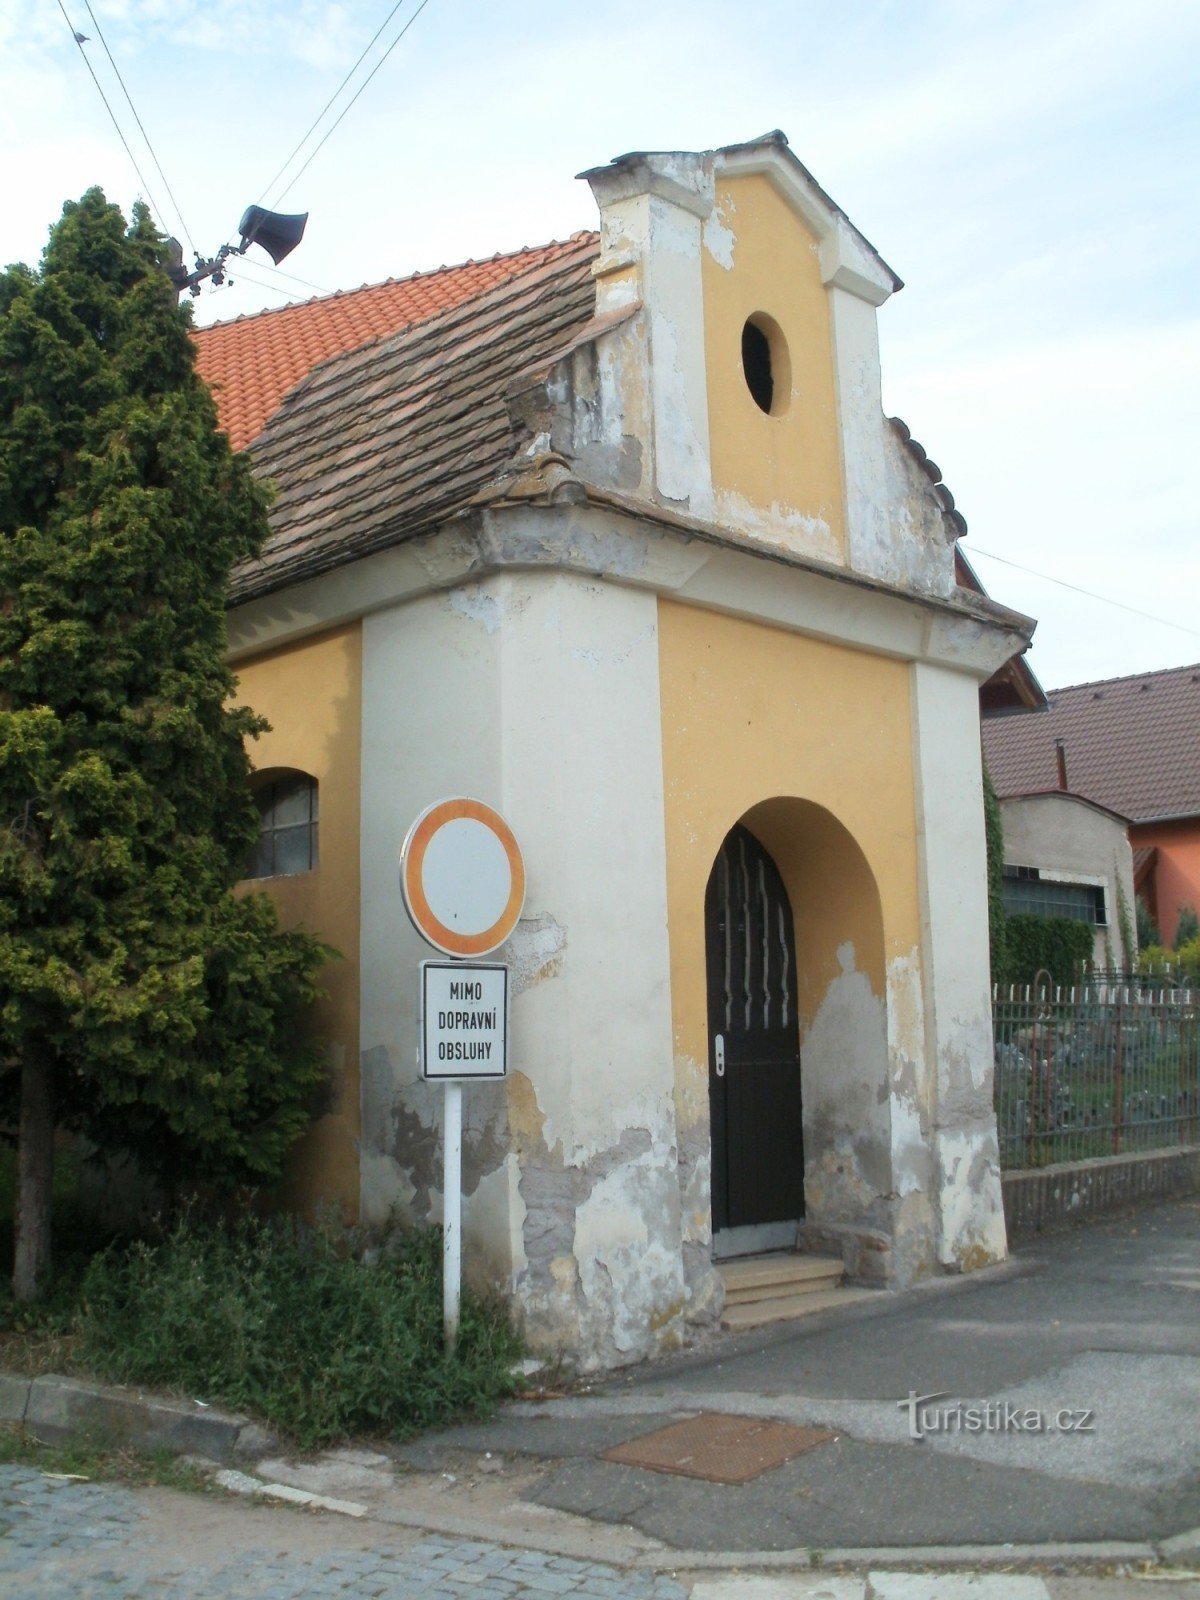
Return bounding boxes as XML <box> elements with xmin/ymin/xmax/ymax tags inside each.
<box><xmin>993</xmin><ymin>981</ymin><xmax>1200</xmax><ymax>1169</ymax></box>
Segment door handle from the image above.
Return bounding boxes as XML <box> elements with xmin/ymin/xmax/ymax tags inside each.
<box><xmin>714</xmin><ymin>1034</ymin><xmax>725</xmax><ymax>1077</ymax></box>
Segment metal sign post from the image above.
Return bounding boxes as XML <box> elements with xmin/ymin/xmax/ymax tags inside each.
<box><xmin>401</xmin><ymin>800</ymin><xmax>524</xmax><ymax>1354</ymax></box>
<box><xmin>419</xmin><ymin>959</ymin><xmax>510</xmax><ymax>1352</ymax></box>
<box><xmin>442</xmin><ymin>1081</ymin><xmax>462</xmax><ymax>1350</ymax></box>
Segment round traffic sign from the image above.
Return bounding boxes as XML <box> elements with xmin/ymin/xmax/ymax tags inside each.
<box><xmin>400</xmin><ymin>798</ymin><xmax>525</xmax><ymax>957</ymax></box>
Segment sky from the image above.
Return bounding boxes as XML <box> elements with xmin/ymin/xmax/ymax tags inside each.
<box><xmin>2</xmin><ymin>0</ymin><xmax>1198</xmax><ymax>692</ymax></box>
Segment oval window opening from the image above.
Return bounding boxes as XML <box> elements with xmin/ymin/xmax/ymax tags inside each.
<box><xmin>741</xmin><ymin>314</ymin><xmax>789</xmax><ymax>416</ymax></box>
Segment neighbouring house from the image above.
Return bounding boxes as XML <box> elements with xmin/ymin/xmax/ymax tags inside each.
<box><xmin>983</xmin><ymin>663</ymin><xmax>1200</xmax><ymax>950</ymax></box>
<box><xmin>995</xmin><ymin>791</ymin><xmax>1135</xmax><ymax>969</ymax></box>
<box><xmin>197</xmin><ymin>131</ymin><xmax>1036</xmax><ymax>1369</ymax></box>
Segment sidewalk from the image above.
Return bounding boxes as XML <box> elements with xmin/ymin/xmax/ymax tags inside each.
<box><xmin>3</xmin><ymin>1195</ymin><xmax>1198</xmax><ymax>1597</ymax></box>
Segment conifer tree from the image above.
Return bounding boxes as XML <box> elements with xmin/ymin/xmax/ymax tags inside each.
<box><xmin>0</xmin><ymin>190</ymin><xmax>328</xmax><ymax>1299</ymax></box>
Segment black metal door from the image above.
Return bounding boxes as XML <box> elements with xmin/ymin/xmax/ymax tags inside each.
<box><xmin>705</xmin><ymin>825</ymin><xmax>805</xmax><ymax>1232</ymax></box>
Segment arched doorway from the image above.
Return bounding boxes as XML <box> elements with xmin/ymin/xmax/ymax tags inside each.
<box><xmin>705</xmin><ymin>824</ymin><xmax>805</xmax><ymax>1256</ymax></box>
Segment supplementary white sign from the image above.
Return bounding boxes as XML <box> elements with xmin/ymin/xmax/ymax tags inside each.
<box><xmin>420</xmin><ymin>962</ymin><xmax>508</xmax><ymax>1081</ymax></box>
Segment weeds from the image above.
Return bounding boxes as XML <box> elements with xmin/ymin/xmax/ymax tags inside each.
<box><xmin>70</xmin><ymin>1211</ymin><xmax>523</xmax><ymax>1449</ymax></box>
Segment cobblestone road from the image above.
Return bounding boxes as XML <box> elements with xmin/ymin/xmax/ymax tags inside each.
<box><xmin>0</xmin><ymin>1466</ymin><xmax>689</xmax><ymax>1600</ymax></box>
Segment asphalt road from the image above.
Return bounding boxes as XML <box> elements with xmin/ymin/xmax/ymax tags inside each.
<box><xmin>398</xmin><ymin>1196</ymin><xmax>1200</xmax><ymax>1552</ymax></box>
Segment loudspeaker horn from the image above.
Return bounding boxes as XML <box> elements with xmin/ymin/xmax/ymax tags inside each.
<box><xmin>236</xmin><ymin>206</ymin><xmax>309</xmax><ymax>266</ymax></box>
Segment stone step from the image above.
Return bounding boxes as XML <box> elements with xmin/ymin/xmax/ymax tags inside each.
<box><xmin>721</xmin><ymin>1285</ymin><xmax>881</xmax><ymax>1330</ymax></box>
<box><xmin>719</xmin><ymin>1253</ymin><xmax>844</xmax><ymax>1305</ymax></box>
<box><xmin>725</xmin><ymin>1269</ymin><xmax>846</xmax><ymax>1306</ymax></box>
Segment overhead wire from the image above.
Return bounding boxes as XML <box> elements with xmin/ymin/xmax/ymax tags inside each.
<box><xmin>217</xmin><ymin>265</ymin><xmax>298</xmax><ymax>302</ymax></box>
<box><xmin>52</xmin><ymin>0</ymin><xmax>171</xmax><ymax>237</ymax></box>
<box><xmin>969</xmin><ymin>546</ymin><xmax>1200</xmax><ymax>639</ymax></box>
<box><xmin>259</xmin><ymin>0</ymin><xmax>410</xmax><ymax>210</ymax></box>
<box><xmin>237</xmin><ymin>260</ymin><xmax>332</xmax><ymax>296</ymax></box>
<box><xmin>273</xmin><ymin>0</ymin><xmax>436</xmax><ymax>206</ymax></box>
<box><xmin>78</xmin><ymin>0</ymin><xmax>197</xmax><ymax>255</ymax></box>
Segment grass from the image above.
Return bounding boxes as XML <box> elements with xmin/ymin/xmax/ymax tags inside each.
<box><xmin>0</xmin><ymin>1421</ymin><xmax>214</xmax><ymax>1492</ymax></box>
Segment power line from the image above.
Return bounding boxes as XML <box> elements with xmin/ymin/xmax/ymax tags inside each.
<box><xmin>217</xmin><ymin>265</ymin><xmax>298</xmax><ymax>301</ymax></box>
<box><xmin>79</xmin><ymin>0</ymin><xmax>196</xmax><ymax>255</ymax></box>
<box><xmin>241</xmin><ymin>260</ymin><xmax>332</xmax><ymax>296</ymax></box>
<box><xmin>53</xmin><ymin>0</ymin><xmax>170</xmax><ymax>236</ymax></box>
<box><xmin>259</xmin><ymin>0</ymin><xmax>410</xmax><ymax>210</ymax></box>
<box><xmin>970</xmin><ymin>546</ymin><xmax>1200</xmax><ymax>639</ymax></box>
<box><xmin>274</xmin><ymin>0</ymin><xmax>435</xmax><ymax>206</ymax></box>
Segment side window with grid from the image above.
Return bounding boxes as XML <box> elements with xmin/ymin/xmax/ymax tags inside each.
<box><xmin>1001</xmin><ymin>866</ymin><xmax>1106</xmax><ymax>926</ymax></box>
<box><xmin>245</xmin><ymin>772</ymin><xmax>319</xmax><ymax>880</ymax></box>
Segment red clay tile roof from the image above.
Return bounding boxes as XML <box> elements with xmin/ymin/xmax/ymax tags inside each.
<box><xmin>234</xmin><ymin>232</ymin><xmax>601</xmax><ymax>599</ymax></box>
<box><xmin>982</xmin><ymin>662</ymin><xmax>1200</xmax><ymax>823</ymax></box>
<box><xmin>193</xmin><ymin>236</ymin><xmax>598</xmax><ymax>452</ymax></box>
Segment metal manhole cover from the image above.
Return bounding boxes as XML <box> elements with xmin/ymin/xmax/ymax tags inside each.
<box><xmin>599</xmin><ymin>1412</ymin><xmax>835</xmax><ymax>1484</ymax></box>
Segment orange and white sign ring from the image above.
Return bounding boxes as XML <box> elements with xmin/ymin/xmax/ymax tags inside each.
<box><xmin>400</xmin><ymin>798</ymin><xmax>525</xmax><ymax>958</ymax></box>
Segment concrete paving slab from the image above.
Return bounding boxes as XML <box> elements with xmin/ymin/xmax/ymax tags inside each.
<box><xmin>867</xmin><ymin>1576</ymin><xmax>1050</xmax><ymax>1598</ymax></box>
<box><xmin>689</xmin><ymin>1577</ymin><xmax>864</xmax><ymax>1599</ymax></box>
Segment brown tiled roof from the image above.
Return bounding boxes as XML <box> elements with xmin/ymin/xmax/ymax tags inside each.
<box><xmin>235</xmin><ymin>232</ymin><xmax>601</xmax><ymax>598</ymax></box>
<box><xmin>193</xmin><ymin>237</ymin><xmax>597</xmax><ymax>451</ymax></box>
<box><xmin>982</xmin><ymin>662</ymin><xmax>1200</xmax><ymax>823</ymax></box>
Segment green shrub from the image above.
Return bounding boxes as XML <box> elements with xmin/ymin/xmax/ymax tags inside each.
<box><xmin>74</xmin><ymin>1211</ymin><xmax>522</xmax><ymax>1448</ymax></box>
<box><xmin>1003</xmin><ymin>915</ymin><xmax>1095</xmax><ymax>987</ymax></box>
<box><xmin>1174</xmin><ymin>904</ymin><xmax>1200</xmax><ymax>950</ymax></box>
<box><xmin>1140</xmin><ymin>937</ymin><xmax>1200</xmax><ymax>984</ymax></box>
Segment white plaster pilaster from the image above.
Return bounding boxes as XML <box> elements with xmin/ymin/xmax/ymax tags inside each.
<box><xmin>826</xmin><ymin>283</ymin><xmax>893</xmax><ymax>584</ymax></box>
<box><xmin>586</xmin><ymin>159</ymin><xmax>715</xmax><ymax>519</ymax></box>
<box><xmin>909</xmin><ymin>661</ymin><xmax>1009</xmax><ymax>1269</ymax></box>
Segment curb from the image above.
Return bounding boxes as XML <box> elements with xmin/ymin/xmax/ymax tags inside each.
<box><xmin>652</xmin><ymin>1541</ymin><xmax>1160</xmax><ymax>1575</ymax></box>
<box><xmin>0</xmin><ymin>1371</ymin><xmax>276</xmax><ymax>1464</ymax></box>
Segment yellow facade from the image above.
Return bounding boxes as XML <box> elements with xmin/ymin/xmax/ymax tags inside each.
<box><xmin>702</xmin><ymin>172</ymin><xmax>847</xmax><ymax>562</ymax></box>
<box><xmin>233</xmin><ymin>624</ymin><xmax>363</xmax><ymax>1218</ymax></box>
<box><xmin>656</xmin><ymin>598</ymin><xmax>920</xmax><ymax>1103</ymax></box>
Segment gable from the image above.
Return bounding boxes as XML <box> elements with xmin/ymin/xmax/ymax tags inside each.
<box><xmin>702</xmin><ymin>171</ymin><xmax>845</xmax><ymax>563</ymax></box>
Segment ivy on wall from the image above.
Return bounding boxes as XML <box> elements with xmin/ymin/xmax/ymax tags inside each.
<box><xmin>982</xmin><ymin>764</ymin><xmax>1008</xmax><ymax>984</ymax></box>
<box><xmin>1004</xmin><ymin>915</ymin><xmax>1095</xmax><ymax>987</ymax></box>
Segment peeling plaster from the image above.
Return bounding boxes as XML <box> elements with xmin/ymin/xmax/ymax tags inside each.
<box><xmin>712</xmin><ymin>485</ymin><xmax>840</xmax><ymax>563</ymax></box>
<box><xmin>889</xmin><ymin>1096</ymin><xmax>926</xmax><ymax>1198</ymax></box>
<box><xmin>505</xmin><ymin>1069</ymin><xmax>697</xmax><ymax>1368</ymax></box>
<box><xmin>936</xmin><ymin>1124</ymin><xmax>1007</xmax><ymax>1269</ymax></box>
<box><xmin>801</xmin><ymin>947</ymin><xmax>892</xmax><ymax>1228</ymax></box>
<box><xmin>359</xmin><ymin>1148</ymin><xmax>415</xmax><ymax>1229</ymax></box>
<box><xmin>648</xmin><ymin>299</ymin><xmax>709</xmax><ymax>510</ymax></box>
<box><xmin>701</xmin><ymin>193</ymin><xmax>737</xmax><ymax>269</ymax></box>
<box><xmin>504</xmin><ymin>914</ymin><xmax>567</xmax><ymax>993</ymax></box>
<box><xmin>466</xmin><ymin>1153</ymin><xmax>526</xmax><ymax>1291</ymax></box>
<box><xmin>576</xmin><ymin>1153</ymin><xmax>688</xmax><ymax>1356</ymax></box>
<box><xmin>448</xmin><ymin>584</ymin><xmax>510</xmax><ymax>634</ymax></box>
